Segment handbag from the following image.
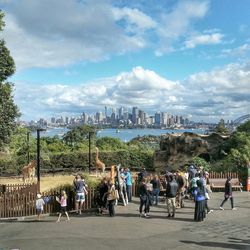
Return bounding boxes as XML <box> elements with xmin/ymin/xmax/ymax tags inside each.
<box><xmin>205</xmin><ymin>192</ymin><xmax>210</xmax><ymax>200</ymax></box>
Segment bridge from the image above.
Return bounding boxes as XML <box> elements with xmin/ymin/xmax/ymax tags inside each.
<box><xmin>233</xmin><ymin>114</ymin><xmax>250</xmax><ymax>125</ymax></box>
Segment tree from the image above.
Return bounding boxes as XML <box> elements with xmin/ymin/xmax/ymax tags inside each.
<box><xmin>214</xmin><ymin>119</ymin><xmax>229</xmax><ymax>134</ymax></box>
<box><xmin>96</xmin><ymin>137</ymin><xmax>127</xmax><ymax>150</ymax></box>
<box><xmin>63</xmin><ymin>125</ymin><xmax>96</xmax><ymax>148</ymax></box>
<box><xmin>237</xmin><ymin>120</ymin><xmax>250</xmax><ymax>133</ymax></box>
<box><xmin>0</xmin><ymin>10</ymin><xmax>19</xmax><ymax>148</ymax></box>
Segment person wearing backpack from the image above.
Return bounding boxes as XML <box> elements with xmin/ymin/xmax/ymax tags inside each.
<box><xmin>105</xmin><ymin>179</ymin><xmax>117</xmax><ymax>217</ymax></box>
<box><xmin>165</xmin><ymin>174</ymin><xmax>178</xmax><ymax>218</ymax></box>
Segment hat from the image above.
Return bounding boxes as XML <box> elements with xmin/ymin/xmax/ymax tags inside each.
<box><xmin>37</xmin><ymin>194</ymin><xmax>41</xmax><ymax>199</ymax></box>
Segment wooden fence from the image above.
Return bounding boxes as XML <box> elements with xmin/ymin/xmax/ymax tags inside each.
<box><xmin>0</xmin><ymin>183</ymin><xmax>38</xmax><ymax>194</ymax></box>
<box><xmin>0</xmin><ymin>171</ymin><xmax>240</xmax><ymax>218</ymax></box>
<box><xmin>209</xmin><ymin>171</ymin><xmax>239</xmax><ymax>179</ymax></box>
<box><xmin>0</xmin><ymin>183</ymin><xmax>38</xmax><ymax>218</ymax></box>
<box><xmin>0</xmin><ymin>183</ymin><xmax>99</xmax><ymax>219</ymax></box>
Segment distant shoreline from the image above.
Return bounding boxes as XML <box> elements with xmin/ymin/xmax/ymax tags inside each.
<box><xmin>32</xmin><ymin>127</ymin><xmax>206</xmax><ymax>142</ymax></box>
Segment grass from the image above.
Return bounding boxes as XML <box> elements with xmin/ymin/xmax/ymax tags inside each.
<box><xmin>0</xmin><ymin>173</ymin><xmax>108</xmax><ymax>192</ymax></box>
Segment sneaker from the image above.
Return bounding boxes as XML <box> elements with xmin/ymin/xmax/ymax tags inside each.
<box><xmin>144</xmin><ymin>213</ymin><xmax>150</xmax><ymax>218</ymax></box>
<box><xmin>219</xmin><ymin>207</ymin><xmax>224</xmax><ymax>210</ymax></box>
<box><xmin>232</xmin><ymin>208</ymin><xmax>237</xmax><ymax>211</ymax></box>
<box><xmin>167</xmin><ymin>214</ymin><xmax>171</xmax><ymax>218</ymax></box>
<box><xmin>208</xmin><ymin>210</ymin><xmax>214</xmax><ymax>214</ymax></box>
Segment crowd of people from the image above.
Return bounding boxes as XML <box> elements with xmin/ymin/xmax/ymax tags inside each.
<box><xmin>35</xmin><ymin>165</ymin><xmax>237</xmax><ymax>222</ymax></box>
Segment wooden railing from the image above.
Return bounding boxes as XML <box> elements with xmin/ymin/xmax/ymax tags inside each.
<box><xmin>0</xmin><ymin>183</ymin><xmax>97</xmax><ymax>218</ymax></box>
<box><xmin>209</xmin><ymin>172</ymin><xmax>239</xmax><ymax>179</ymax></box>
<box><xmin>0</xmin><ymin>183</ymin><xmax>38</xmax><ymax>218</ymax></box>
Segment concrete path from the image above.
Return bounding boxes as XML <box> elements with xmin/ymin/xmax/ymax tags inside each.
<box><xmin>0</xmin><ymin>192</ymin><xmax>250</xmax><ymax>250</ymax></box>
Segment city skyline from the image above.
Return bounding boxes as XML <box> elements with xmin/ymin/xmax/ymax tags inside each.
<box><xmin>28</xmin><ymin>105</ymin><xmax>191</xmax><ymax>127</ymax></box>
<box><xmin>0</xmin><ymin>0</ymin><xmax>249</xmax><ymax>122</ymax></box>
<box><xmin>28</xmin><ymin>105</ymin><xmax>243</xmax><ymax>130</ymax></box>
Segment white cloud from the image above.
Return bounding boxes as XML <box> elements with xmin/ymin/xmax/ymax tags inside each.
<box><xmin>239</xmin><ymin>24</ymin><xmax>248</xmax><ymax>33</ymax></box>
<box><xmin>155</xmin><ymin>0</ymin><xmax>210</xmax><ymax>55</ymax></box>
<box><xmin>184</xmin><ymin>33</ymin><xmax>224</xmax><ymax>49</ymax></box>
<box><xmin>220</xmin><ymin>43</ymin><xmax>250</xmax><ymax>58</ymax></box>
<box><xmin>14</xmin><ymin>63</ymin><xmax>250</xmax><ymax>122</ymax></box>
<box><xmin>1</xmin><ymin>0</ymin><xmax>145</xmax><ymax>70</ymax></box>
<box><xmin>112</xmin><ymin>7</ymin><xmax>157</xmax><ymax>33</ymax></box>
<box><xmin>0</xmin><ymin>0</ymin><xmax>217</xmax><ymax>69</ymax></box>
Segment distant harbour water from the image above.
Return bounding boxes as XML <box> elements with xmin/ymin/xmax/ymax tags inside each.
<box><xmin>33</xmin><ymin>127</ymin><xmax>205</xmax><ymax>142</ymax></box>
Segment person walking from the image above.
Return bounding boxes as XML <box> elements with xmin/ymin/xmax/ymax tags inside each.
<box><xmin>138</xmin><ymin>178</ymin><xmax>150</xmax><ymax>218</ymax></box>
<box><xmin>220</xmin><ymin>177</ymin><xmax>237</xmax><ymax>210</ymax></box>
<box><xmin>36</xmin><ymin>193</ymin><xmax>45</xmax><ymax>221</ymax></box>
<box><xmin>175</xmin><ymin>170</ymin><xmax>185</xmax><ymax>208</ymax></box>
<box><xmin>56</xmin><ymin>190</ymin><xmax>70</xmax><ymax>222</ymax></box>
<box><xmin>165</xmin><ymin>174</ymin><xmax>178</xmax><ymax>218</ymax></box>
<box><xmin>203</xmin><ymin>172</ymin><xmax>213</xmax><ymax>214</ymax></box>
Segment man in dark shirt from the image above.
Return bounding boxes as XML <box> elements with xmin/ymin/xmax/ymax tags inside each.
<box><xmin>165</xmin><ymin>175</ymin><xmax>178</xmax><ymax>218</ymax></box>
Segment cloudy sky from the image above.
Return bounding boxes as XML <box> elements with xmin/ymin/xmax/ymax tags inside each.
<box><xmin>0</xmin><ymin>0</ymin><xmax>249</xmax><ymax>122</ymax></box>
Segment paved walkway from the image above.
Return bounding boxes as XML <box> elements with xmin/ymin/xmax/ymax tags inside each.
<box><xmin>0</xmin><ymin>192</ymin><xmax>250</xmax><ymax>250</ymax></box>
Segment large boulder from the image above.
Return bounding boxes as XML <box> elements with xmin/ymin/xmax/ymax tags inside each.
<box><xmin>154</xmin><ymin>132</ymin><xmax>229</xmax><ymax>171</ymax></box>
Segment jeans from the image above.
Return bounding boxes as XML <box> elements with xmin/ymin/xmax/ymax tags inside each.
<box><xmin>139</xmin><ymin>195</ymin><xmax>150</xmax><ymax>214</ymax></box>
<box><xmin>108</xmin><ymin>199</ymin><xmax>115</xmax><ymax>217</ymax></box>
<box><xmin>152</xmin><ymin>188</ymin><xmax>160</xmax><ymax>205</ymax></box>
<box><xmin>126</xmin><ymin>185</ymin><xmax>132</xmax><ymax>202</ymax></box>
<box><xmin>220</xmin><ymin>196</ymin><xmax>234</xmax><ymax>209</ymax></box>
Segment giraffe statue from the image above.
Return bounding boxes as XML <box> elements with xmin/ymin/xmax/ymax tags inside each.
<box><xmin>95</xmin><ymin>147</ymin><xmax>105</xmax><ymax>176</ymax></box>
<box><xmin>22</xmin><ymin>160</ymin><xmax>36</xmax><ymax>183</ymax></box>
<box><xmin>110</xmin><ymin>165</ymin><xmax>115</xmax><ymax>183</ymax></box>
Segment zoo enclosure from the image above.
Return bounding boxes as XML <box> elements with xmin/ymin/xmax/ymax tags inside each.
<box><xmin>0</xmin><ymin>171</ymin><xmax>242</xmax><ymax>219</ymax></box>
<box><xmin>0</xmin><ymin>181</ymin><xmax>139</xmax><ymax>219</ymax></box>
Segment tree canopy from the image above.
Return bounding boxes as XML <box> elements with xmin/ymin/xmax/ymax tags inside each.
<box><xmin>237</xmin><ymin>120</ymin><xmax>250</xmax><ymax>133</ymax></box>
<box><xmin>214</xmin><ymin>119</ymin><xmax>229</xmax><ymax>134</ymax></box>
<box><xmin>0</xmin><ymin>10</ymin><xmax>19</xmax><ymax>148</ymax></box>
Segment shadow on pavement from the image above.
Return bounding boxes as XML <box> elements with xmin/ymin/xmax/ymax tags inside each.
<box><xmin>180</xmin><ymin>240</ymin><xmax>250</xmax><ymax>249</ymax></box>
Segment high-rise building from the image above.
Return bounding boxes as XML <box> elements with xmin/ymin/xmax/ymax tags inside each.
<box><xmin>138</xmin><ymin>110</ymin><xmax>146</xmax><ymax>125</ymax></box>
<box><xmin>96</xmin><ymin>111</ymin><xmax>104</xmax><ymax>123</ymax></box>
<box><xmin>82</xmin><ymin>112</ymin><xmax>88</xmax><ymax>124</ymax></box>
<box><xmin>118</xmin><ymin>107</ymin><xmax>124</xmax><ymax>120</ymax></box>
<box><xmin>155</xmin><ymin>112</ymin><xmax>161</xmax><ymax>125</ymax></box>
<box><xmin>161</xmin><ymin>112</ymin><xmax>168</xmax><ymax>126</ymax></box>
<box><xmin>65</xmin><ymin>117</ymin><xmax>69</xmax><ymax>124</ymax></box>
<box><xmin>132</xmin><ymin>107</ymin><xmax>138</xmax><ymax>124</ymax></box>
<box><xmin>105</xmin><ymin>106</ymin><xmax>108</xmax><ymax>119</ymax></box>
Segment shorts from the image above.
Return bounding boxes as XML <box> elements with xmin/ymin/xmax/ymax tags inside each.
<box><xmin>60</xmin><ymin>206</ymin><xmax>67</xmax><ymax>213</ymax></box>
<box><xmin>36</xmin><ymin>208</ymin><xmax>43</xmax><ymax>214</ymax></box>
<box><xmin>76</xmin><ymin>192</ymin><xmax>85</xmax><ymax>202</ymax></box>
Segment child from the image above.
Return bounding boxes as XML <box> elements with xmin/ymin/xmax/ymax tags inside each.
<box><xmin>36</xmin><ymin>193</ymin><xmax>45</xmax><ymax>221</ymax></box>
<box><xmin>56</xmin><ymin>190</ymin><xmax>70</xmax><ymax>222</ymax></box>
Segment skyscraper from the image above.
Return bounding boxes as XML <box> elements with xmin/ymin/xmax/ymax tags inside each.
<box><xmin>132</xmin><ymin>107</ymin><xmax>138</xmax><ymax>124</ymax></box>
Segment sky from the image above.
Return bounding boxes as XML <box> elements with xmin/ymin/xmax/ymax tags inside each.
<box><xmin>0</xmin><ymin>0</ymin><xmax>250</xmax><ymax>122</ymax></box>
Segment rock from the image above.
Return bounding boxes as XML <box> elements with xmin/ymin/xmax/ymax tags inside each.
<box><xmin>154</xmin><ymin>132</ymin><xmax>229</xmax><ymax>171</ymax></box>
